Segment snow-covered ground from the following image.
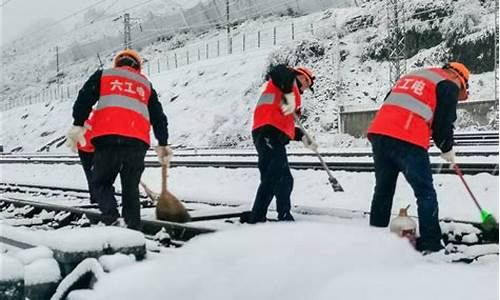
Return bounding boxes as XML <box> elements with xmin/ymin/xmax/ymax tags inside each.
<box><xmin>80</xmin><ymin>223</ymin><xmax>500</xmax><ymax>300</ymax></box>
<box><xmin>2</xmin><ymin>219</ymin><xmax>497</xmax><ymax>300</ymax></box>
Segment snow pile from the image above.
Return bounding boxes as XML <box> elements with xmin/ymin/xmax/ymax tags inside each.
<box><xmin>44</xmin><ymin>227</ymin><xmax>146</xmax><ymax>252</ymax></box>
<box><xmin>13</xmin><ymin>246</ymin><xmax>53</xmax><ymax>264</ymax></box>
<box><xmin>0</xmin><ymin>225</ymin><xmax>146</xmax><ymax>253</ymax></box>
<box><xmin>98</xmin><ymin>253</ymin><xmax>136</xmax><ymax>272</ymax></box>
<box><xmin>90</xmin><ymin>222</ymin><xmax>498</xmax><ymax>300</ymax></box>
<box><xmin>0</xmin><ymin>254</ymin><xmax>24</xmax><ymax>281</ymax></box>
<box><xmin>51</xmin><ymin>258</ymin><xmax>105</xmax><ymax>300</ymax></box>
<box><xmin>24</xmin><ymin>258</ymin><xmax>61</xmax><ymax>285</ymax></box>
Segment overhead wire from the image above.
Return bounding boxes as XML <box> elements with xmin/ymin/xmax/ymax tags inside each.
<box><xmin>2</xmin><ymin>0</ymin><xmax>157</xmax><ymax>58</ymax></box>
<box><xmin>11</xmin><ymin>0</ymin><xmax>111</xmax><ymax>43</ymax></box>
<box><xmin>73</xmin><ymin>0</ymin><xmax>417</xmax><ymax>65</ymax></box>
<box><xmin>139</xmin><ymin>0</ymin><xmax>296</xmax><ymax>35</ymax></box>
<box><xmin>5</xmin><ymin>1</ymin><xmax>491</xmax><ymax>68</ymax></box>
<box><xmin>3</xmin><ymin>0</ymin><xmax>306</xmax><ymax>59</ymax></box>
<box><xmin>0</xmin><ymin>0</ymin><xmax>14</xmax><ymax>8</ymax></box>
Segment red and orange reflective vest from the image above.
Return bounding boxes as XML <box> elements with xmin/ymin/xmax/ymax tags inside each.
<box><xmin>368</xmin><ymin>68</ymin><xmax>454</xmax><ymax>149</ymax></box>
<box><xmin>252</xmin><ymin>80</ymin><xmax>301</xmax><ymax>140</ymax></box>
<box><xmin>77</xmin><ymin>110</ymin><xmax>95</xmax><ymax>153</ymax></box>
<box><xmin>91</xmin><ymin>66</ymin><xmax>152</xmax><ymax>145</ymax></box>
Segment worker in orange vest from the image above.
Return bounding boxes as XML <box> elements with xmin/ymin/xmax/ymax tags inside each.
<box><xmin>367</xmin><ymin>62</ymin><xmax>470</xmax><ymax>253</ymax></box>
<box><xmin>66</xmin><ymin>49</ymin><xmax>172</xmax><ymax>230</ymax></box>
<box><xmin>245</xmin><ymin>65</ymin><xmax>317</xmax><ymax>223</ymax></box>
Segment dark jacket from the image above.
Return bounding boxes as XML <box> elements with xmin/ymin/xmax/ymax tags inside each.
<box><xmin>72</xmin><ymin>69</ymin><xmax>169</xmax><ymax>149</ymax></box>
<box><xmin>252</xmin><ymin>64</ymin><xmax>304</xmax><ymax>145</ymax></box>
<box><xmin>431</xmin><ymin>80</ymin><xmax>458</xmax><ymax>153</ymax></box>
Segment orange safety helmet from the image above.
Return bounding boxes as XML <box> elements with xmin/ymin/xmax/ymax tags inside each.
<box><xmin>443</xmin><ymin>62</ymin><xmax>469</xmax><ymax>100</ymax></box>
<box><xmin>114</xmin><ymin>49</ymin><xmax>142</xmax><ymax>71</ymax></box>
<box><xmin>294</xmin><ymin>66</ymin><xmax>315</xmax><ymax>91</ymax></box>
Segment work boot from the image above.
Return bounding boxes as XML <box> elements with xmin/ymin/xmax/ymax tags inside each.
<box><xmin>416</xmin><ymin>237</ymin><xmax>444</xmax><ymax>254</ymax></box>
<box><xmin>241</xmin><ymin>211</ymin><xmax>267</xmax><ymax>224</ymax></box>
<box><xmin>277</xmin><ymin>212</ymin><xmax>295</xmax><ymax>222</ymax></box>
<box><xmin>239</xmin><ymin>211</ymin><xmax>251</xmax><ymax>223</ymax></box>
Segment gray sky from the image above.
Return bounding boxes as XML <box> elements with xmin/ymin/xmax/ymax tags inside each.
<box><xmin>1</xmin><ymin>0</ymin><xmax>99</xmax><ymax>46</ymax></box>
<box><xmin>0</xmin><ymin>0</ymin><xmax>178</xmax><ymax>47</ymax></box>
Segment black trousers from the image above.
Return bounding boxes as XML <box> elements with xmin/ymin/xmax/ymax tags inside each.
<box><xmin>78</xmin><ymin>150</ymin><xmax>96</xmax><ymax>204</ymax></box>
<box><xmin>92</xmin><ymin>143</ymin><xmax>146</xmax><ymax>230</ymax></box>
<box><xmin>250</xmin><ymin>134</ymin><xmax>294</xmax><ymax>223</ymax></box>
<box><xmin>369</xmin><ymin>134</ymin><xmax>442</xmax><ymax>251</ymax></box>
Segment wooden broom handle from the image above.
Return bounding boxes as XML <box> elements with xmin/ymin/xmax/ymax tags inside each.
<box><xmin>161</xmin><ymin>162</ymin><xmax>169</xmax><ymax>194</ymax></box>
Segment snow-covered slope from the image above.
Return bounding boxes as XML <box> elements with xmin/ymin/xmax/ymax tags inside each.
<box><xmin>0</xmin><ymin>0</ymin><xmax>497</xmax><ymax>152</ymax></box>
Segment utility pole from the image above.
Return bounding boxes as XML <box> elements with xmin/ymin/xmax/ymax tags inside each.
<box><xmin>226</xmin><ymin>0</ymin><xmax>232</xmax><ymax>54</ymax></box>
<box><xmin>124</xmin><ymin>13</ymin><xmax>132</xmax><ymax>49</ymax></box>
<box><xmin>387</xmin><ymin>0</ymin><xmax>406</xmax><ymax>85</ymax></box>
<box><xmin>333</xmin><ymin>13</ymin><xmax>343</xmax><ymax>133</ymax></box>
<box><xmin>55</xmin><ymin>46</ymin><xmax>59</xmax><ymax>75</ymax></box>
<box><xmin>55</xmin><ymin>46</ymin><xmax>60</xmax><ymax>86</ymax></box>
<box><xmin>226</xmin><ymin>0</ymin><xmax>230</xmax><ymax>36</ymax></box>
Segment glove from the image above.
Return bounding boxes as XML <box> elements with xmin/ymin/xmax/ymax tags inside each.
<box><xmin>65</xmin><ymin>126</ymin><xmax>86</xmax><ymax>153</ymax></box>
<box><xmin>156</xmin><ymin>146</ymin><xmax>174</xmax><ymax>165</ymax></box>
<box><xmin>440</xmin><ymin>149</ymin><xmax>456</xmax><ymax>164</ymax></box>
<box><xmin>281</xmin><ymin>93</ymin><xmax>296</xmax><ymax>115</ymax></box>
<box><xmin>302</xmin><ymin>135</ymin><xmax>318</xmax><ymax>151</ymax></box>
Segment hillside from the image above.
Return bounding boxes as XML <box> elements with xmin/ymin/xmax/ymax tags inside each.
<box><xmin>0</xmin><ymin>0</ymin><xmax>497</xmax><ymax>152</ymax></box>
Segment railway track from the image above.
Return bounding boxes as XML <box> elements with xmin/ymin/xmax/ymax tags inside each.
<box><xmin>2</xmin><ymin>132</ymin><xmax>498</xmax><ymax>156</ymax></box>
<box><xmin>0</xmin><ymin>182</ymin><xmax>245</xmax><ymax>237</ymax></box>
<box><xmin>441</xmin><ymin>131</ymin><xmax>498</xmax><ymax>146</ymax></box>
<box><xmin>1</xmin><ymin>188</ymin><xmax>497</xmax><ymax>300</ymax></box>
<box><xmin>0</xmin><ymin>182</ymin><xmax>241</xmax><ymax>209</ymax></box>
<box><xmin>2</xmin><ymin>131</ymin><xmax>497</xmax><ymax>175</ymax></box>
<box><xmin>2</xmin><ymin>149</ymin><xmax>499</xmax><ymax>158</ymax></box>
<box><xmin>1</xmin><ymin>183</ymin><xmax>498</xmax><ymax>246</ymax></box>
<box><xmin>0</xmin><ymin>196</ymin><xmax>219</xmax><ymax>241</ymax></box>
<box><xmin>1</xmin><ymin>156</ymin><xmax>497</xmax><ymax>175</ymax></box>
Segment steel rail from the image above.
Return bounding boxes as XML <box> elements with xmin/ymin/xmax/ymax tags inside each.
<box><xmin>2</xmin><ymin>195</ymin><xmax>497</xmax><ymax>245</ymax></box>
<box><xmin>0</xmin><ymin>196</ymin><xmax>219</xmax><ymax>241</ymax></box>
<box><xmin>0</xmin><ymin>158</ymin><xmax>497</xmax><ymax>175</ymax></box>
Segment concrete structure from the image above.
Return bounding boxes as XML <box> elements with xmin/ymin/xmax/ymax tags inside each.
<box><xmin>339</xmin><ymin>99</ymin><xmax>498</xmax><ymax>137</ymax></box>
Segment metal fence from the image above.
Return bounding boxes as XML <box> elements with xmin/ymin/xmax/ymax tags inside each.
<box><xmin>1</xmin><ymin>19</ymin><xmax>336</xmax><ymax>111</ymax></box>
<box><xmin>142</xmin><ymin>20</ymin><xmax>328</xmax><ymax>75</ymax></box>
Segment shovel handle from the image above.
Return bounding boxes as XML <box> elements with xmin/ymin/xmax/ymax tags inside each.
<box><xmin>293</xmin><ymin>113</ymin><xmax>344</xmax><ymax>192</ymax></box>
<box><xmin>161</xmin><ymin>162</ymin><xmax>169</xmax><ymax>195</ymax></box>
<box><xmin>453</xmin><ymin>164</ymin><xmax>482</xmax><ymax>213</ymax></box>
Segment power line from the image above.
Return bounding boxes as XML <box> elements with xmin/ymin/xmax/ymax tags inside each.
<box><xmin>2</xmin><ymin>0</ymin><xmax>156</xmax><ymax>58</ymax></box>
<box><xmin>0</xmin><ymin>0</ymin><xmax>14</xmax><ymax>8</ymax></box>
<box><xmin>4</xmin><ymin>0</ymin><xmax>294</xmax><ymax>57</ymax></box>
<box><xmin>89</xmin><ymin>0</ymin><xmax>120</xmax><ymax>23</ymax></box>
<box><xmin>11</xmin><ymin>0</ymin><xmax>111</xmax><ymax>43</ymax></box>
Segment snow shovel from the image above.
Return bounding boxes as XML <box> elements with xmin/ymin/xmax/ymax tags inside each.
<box><xmin>453</xmin><ymin>164</ymin><xmax>498</xmax><ymax>232</ymax></box>
<box><xmin>293</xmin><ymin>113</ymin><xmax>344</xmax><ymax>192</ymax></box>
